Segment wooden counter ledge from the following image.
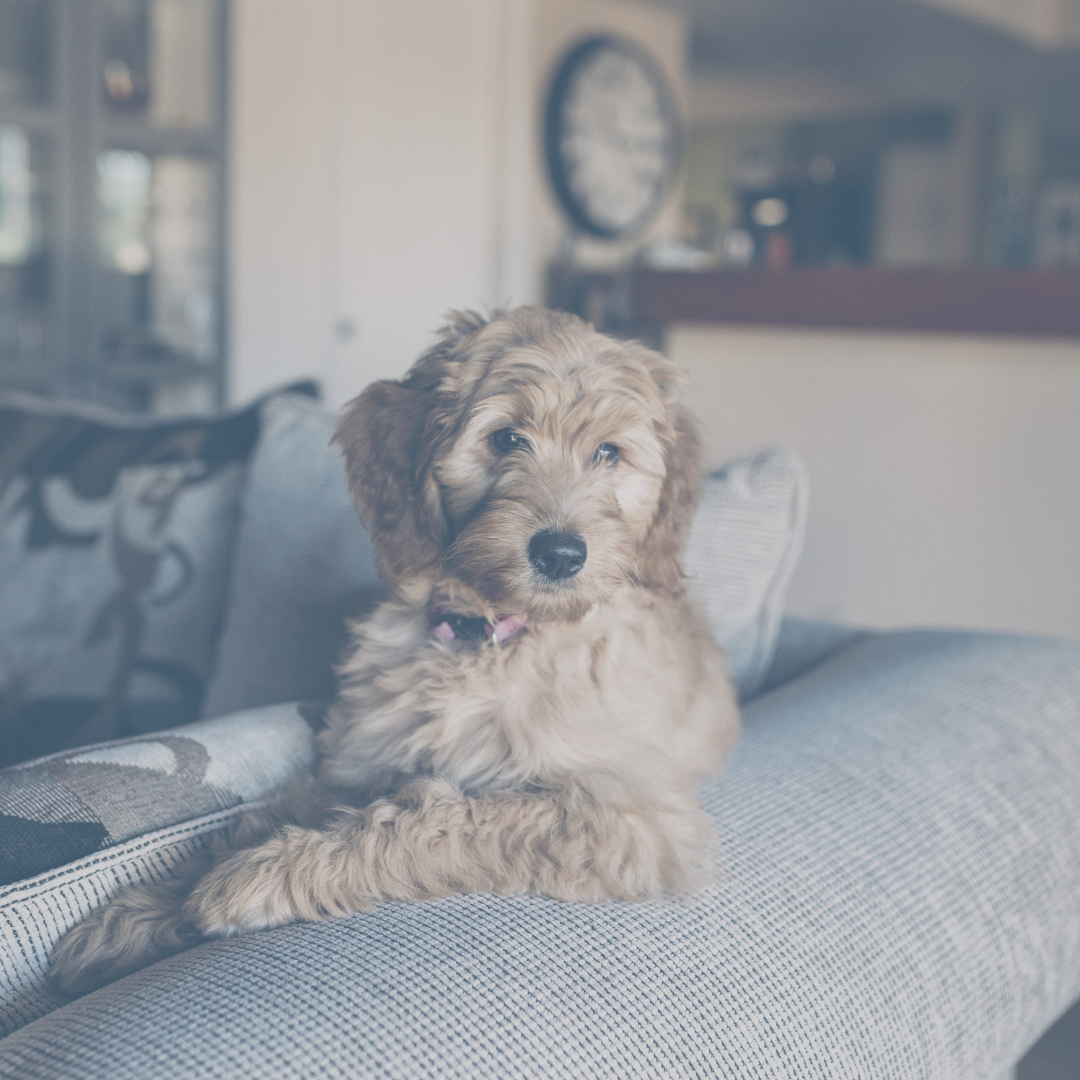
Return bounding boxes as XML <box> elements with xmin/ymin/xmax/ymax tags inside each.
<box><xmin>632</xmin><ymin>267</ymin><xmax>1080</xmax><ymax>338</ymax></box>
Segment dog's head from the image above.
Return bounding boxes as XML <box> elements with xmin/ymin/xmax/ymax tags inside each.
<box><xmin>334</xmin><ymin>307</ymin><xmax>701</xmax><ymax>622</ymax></box>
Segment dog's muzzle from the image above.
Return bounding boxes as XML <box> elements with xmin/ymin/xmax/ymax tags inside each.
<box><xmin>528</xmin><ymin>531</ymin><xmax>587</xmax><ymax>581</ymax></box>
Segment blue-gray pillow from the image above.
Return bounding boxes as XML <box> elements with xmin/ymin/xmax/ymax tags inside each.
<box><xmin>684</xmin><ymin>447</ymin><xmax>808</xmax><ymax>699</ymax></box>
<box><xmin>200</xmin><ymin>393</ymin><xmax>382</xmax><ymax>719</ymax></box>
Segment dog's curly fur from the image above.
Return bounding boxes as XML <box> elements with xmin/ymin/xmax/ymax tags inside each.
<box><xmin>49</xmin><ymin>306</ymin><xmax>739</xmax><ymax>994</ymax></box>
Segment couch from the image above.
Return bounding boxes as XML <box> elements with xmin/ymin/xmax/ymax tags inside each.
<box><xmin>0</xmin><ymin>389</ymin><xmax>1078</xmax><ymax>1079</ymax></box>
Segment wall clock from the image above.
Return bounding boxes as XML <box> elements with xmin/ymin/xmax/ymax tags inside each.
<box><xmin>544</xmin><ymin>36</ymin><xmax>680</xmax><ymax>240</ymax></box>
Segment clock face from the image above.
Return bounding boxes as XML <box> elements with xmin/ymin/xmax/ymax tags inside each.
<box><xmin>545</xmin><ymin>37</ymin><xmax>679</xmax><ymax>239</ymax></box>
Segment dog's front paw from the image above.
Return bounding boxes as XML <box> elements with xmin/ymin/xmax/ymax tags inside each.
<box><xmin>183</xmin><ymin>846</ymin><xmax>294</xmax><ymax>937</ymax></box>
<box><xmin>184</xmin><ymin>830</ymin><xmax>369</xmax><ymax>937</ymax></box>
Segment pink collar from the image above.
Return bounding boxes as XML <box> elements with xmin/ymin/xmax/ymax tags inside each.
<box><xmin>427</xmin><ymin>610</ymin><xmax>527</xmax><ymax>645</ymax></box>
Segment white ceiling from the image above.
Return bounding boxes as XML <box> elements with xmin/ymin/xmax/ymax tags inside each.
<box><xmin>668</xmin><ymin>0</ymin><xmax>1080</xmax><ymax>134</ymax></box>
<box><xmin>915</xmin><ymin>0</ymin><xmax>1080</xmax><ymax>49</ymax></box>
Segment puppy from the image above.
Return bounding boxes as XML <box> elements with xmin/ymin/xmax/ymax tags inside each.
<box><xmin>49</xmin><ymin>307</ymin><xmax>739</xmax><ymax>994</ymax></box>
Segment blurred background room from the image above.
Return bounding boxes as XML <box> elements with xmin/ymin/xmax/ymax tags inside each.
<box><xmin>1</xmin><ymin>0</ymin><xmax>1078</xmax><ymax>643</ymax></box>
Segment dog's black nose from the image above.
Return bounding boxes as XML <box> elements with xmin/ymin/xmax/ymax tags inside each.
<box><xmin>528</xmin><ymin>531</ymin><xmax>587</xmax><ymax>581</ymax></box>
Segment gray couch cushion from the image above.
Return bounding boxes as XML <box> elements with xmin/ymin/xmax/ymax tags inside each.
<box><xmin>756</xmin><ymin>616</ymin><xmax>872</xmax><ymax>697</ymax></box>
<box><xmin>2</xmin><ymin>630</ymin><xmax>1078</xmax><ymax>1078</ymax></box>
<box><xmin>200</xmin><ymin>393</ymin><xmax>382</xmax><ymax>719</ymax></box>
<box><xmin>1</xmin><ymin>808</ymin><xmax>241</xmax><ymax>1038</ymax></box>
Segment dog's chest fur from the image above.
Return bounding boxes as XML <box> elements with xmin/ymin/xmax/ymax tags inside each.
<box><xmin>319</xmin><ymin>584</ymin><xmax>737</xmax><ymax>803</ymax></box>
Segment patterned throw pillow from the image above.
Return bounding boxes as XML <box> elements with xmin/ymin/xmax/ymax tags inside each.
<box><xmin>0</xmin><ymin>702</ymin><xmax>320</xmax><ymax>888</ymax></box>
<box><xmin>0</xmin><ymin>392</ymin><xmax>263</xmax><ymax>767</ymax></box>
<box><xmin>0</xmin><ymin>702</ymin><xmax>320</xmax><ymax>1035</ymax></box>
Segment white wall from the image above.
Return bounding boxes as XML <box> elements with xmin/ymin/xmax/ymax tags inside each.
<box><xmin>228</xmin><ymin>0</ymin><xmax>686</xmax><ymax>408</ymax></box>
<box><xmin>322</xmin><ymin>0</ymin><xmax>507</xmax><ymax>405</ymax></box>
<box><xmin>228</xmin><ymin>0</ymin><xmax>509</xmax><ymax>407</ymax></box>
<box><xmin>669</xmin><ymin>323</ymin><xmax>1080</xmax><ymax>641</ymax></box>
<box><xmin>228</xmin><ymin>0</ymin><xmax>338</xmax><ymax>404</ymax></box>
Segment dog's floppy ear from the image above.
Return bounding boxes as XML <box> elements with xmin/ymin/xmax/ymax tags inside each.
<box><xmin>333</xmin><ymin>310</ymin><xmax>492</xmax><ymax>581</ymax></box>
<box><xmin>633</xmin><ymin>348</ymin><xmax>703</xmax><ymax>596</ymax></box>
<box><xmin>335</xmin><ymin>376</ymin><xmax>444</xmax><ymax>581</ymax></box>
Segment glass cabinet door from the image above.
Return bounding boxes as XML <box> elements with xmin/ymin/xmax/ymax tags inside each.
<box><xmin>0</xmin><ymin>0</ymin><xmax>51</xmax><ymax>106</ymax></box>
<box><xmin>94</xmin><ymin>0</ymin><xmax>224</xmax><ymax>411</ymax></box>
<box><xmin>0</xmin><ymin>0</ymin><xmax>225</xmax><ymax>412</ymax></box>
<box><xmin>0</xmin><ymin>1</ymin><xmax>54</xmax><ymax>383</ymax></box>
<box><xmin>102</xmin><ymin>0</ymin><xmax>215</xmax><ymax>130</ymax></box>
<box><xmin>96</xmin><ymin>149</ymin><xmax>216</xmax><ymax>366</ymax></box>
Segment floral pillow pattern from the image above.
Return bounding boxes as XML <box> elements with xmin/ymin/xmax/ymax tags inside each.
<box><xmin>0</xmin><ymin>393</ymin><xmax>261</xmax><ymax>767</ymax></box>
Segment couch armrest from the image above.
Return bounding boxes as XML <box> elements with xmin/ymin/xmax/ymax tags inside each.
<box><xmin>0</xmin><ymin>702</ymin><xmax>318</xmax><ymax>1035</ymax></box>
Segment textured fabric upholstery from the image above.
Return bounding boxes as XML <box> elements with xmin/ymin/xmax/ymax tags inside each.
<box><xmin>200</xmin><ymin>393</ymin><xmax>382</xmax><ymax>718</ymax></box>
<box><xmin>1</xmin><ymin>808</ymin><xmax>241</xmax><ymax>1038</ymax></box>
<box><xmin>2</xmin><ymin>630</ymin><xmax>1078</xmax><ymax>1078</ymax></box>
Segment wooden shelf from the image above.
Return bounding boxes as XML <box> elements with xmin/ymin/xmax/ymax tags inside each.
<box><xmin>632</xmin><ymin>267</ymin><xmax>1080</xmax><ymax>338</ymax></box>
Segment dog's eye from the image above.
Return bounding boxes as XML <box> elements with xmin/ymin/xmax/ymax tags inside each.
<box><xmin>594</xmin><ymin>443</ymin><xmax>620</xmax><ymax>467</ymax></box>
<box><xmin>491</xmin><ymin>428</ymin><xmax>529</xmax><ymax>455</ymax></box>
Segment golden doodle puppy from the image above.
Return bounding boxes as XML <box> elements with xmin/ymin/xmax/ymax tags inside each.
<box><xmin>50</xmin><ymin>306</ymin><xmax>739</xmax><ymax>994</ymax></box>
